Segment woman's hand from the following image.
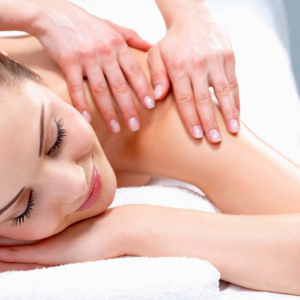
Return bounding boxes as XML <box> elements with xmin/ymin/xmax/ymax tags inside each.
<box><xmin>31</xmin><ymin>0</ymin><xmax>154</xmax><ymax>131</ymax></box>
<box><xmin>0</xmin><ymin>205</ymin><xmax>134</xmax><ymax>269</ymax></box>
<box><xmin>149</xmin><ymin>1</ymin><xmax>240</xmax><ymax>143</ymax></box>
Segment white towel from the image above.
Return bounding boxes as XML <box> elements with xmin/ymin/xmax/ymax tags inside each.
<box><xmin>0</xmin><ymin>186</ymin><xmax>221</xmax><ymax>300</ymax></box>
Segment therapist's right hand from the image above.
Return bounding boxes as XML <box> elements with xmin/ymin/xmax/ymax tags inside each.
<box><xmin>32</xmin><ymin>0</ymin><xmax>154</xmax><ymax>132</ymax></box>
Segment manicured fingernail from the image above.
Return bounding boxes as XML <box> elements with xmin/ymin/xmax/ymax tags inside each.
<box><xmin>109</xmin><ymin>119</ymin><xmax>121</xmax><ymax>133</ymax></box>
<box><xmin>144</xmin><ymin>95</ymin><xmax>155</xmax><ymax>109</ymax></box>
<box><xmin>82</xmin><ymin>110</ymin><xmax>91</xmax><ymax>122</ymax></box>
<box><xmin>154</xmin><ymin>85</ymin><xmax>163</xmax><ymax>100</ymax></box>
<box><xmin>229</xmin><ymin>119</ymin><xmax>239</xmax><ymax>133</ymax></box>
<box><xmin>128</xmin><ymin>117</ymin><xmax>140</xmax><ymax>132</ymax></box>
<box><xmin>209</xmin><ymin>129</ymin><xmax>221</xmax><ymax>142</ymax></box>
<box><xmin>192</xmin><ymin>125</ymin><xmax>203</xmax><ymax>139</ymax></box>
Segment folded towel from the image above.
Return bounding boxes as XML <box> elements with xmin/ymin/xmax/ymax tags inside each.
<box><xmin>0</xmin><ymin>186</ymin><xmax>221</xmax><ymax>300</ymax></box>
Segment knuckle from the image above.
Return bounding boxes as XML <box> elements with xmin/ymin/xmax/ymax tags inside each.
<box><xmin>228</xmin><ymin>78</ymin><xmax>238</xmax><ymax>90</ymax></box>
<box><xmin>195</xmin><ymin>93</ymin><xmax>211</xmax><ymax>105</ymax></box>
<box><xmin>69</xmin><ymin>80</ymin><xmax>82</xmax><ymax>92</ymax></box>
<box><xmin>127</xmin><ymin>63</ymin><xmax>142</xmax><ymax>77</ymax></box>
<box><xmin>215</xmin><ymin>81</ymin><xmax>231</xmax><ymax>95</ymax></box>
<box><xmin>150</xmin><ymin>71</ymin><xmax>165</xmax><ymax>83</ymax></box>
<box><xmin>79</xmin><ymin>47</ymin><xmax>94</xmax><ymax>59</ymax></box>
<box><xmin>93</xmin><ymin>82</ymin><xmax>108</xmax><ymax>96</ymax></box>
<box><xmin>192</xmin><ymin>55</ymin><xmax>207</xmax><ymax>69</ymax></box>
<box><xmin>97</xmin><ymin>42</ymin><xmax>112</xmax><ymax>56</ymax></box>
<box><xmin>224</xmin><ymin>50</ymin><xmax>235</xmax><ymax>61</ymax></box>
<box><xmin>203</xmin><ymin>119</ymin><xmax>217</xmax><ymax>131</ymax></box>
<box><xmin>113</xmin><ymin>79</ymin><xmax>128</xmax><ymax>93</ymax></box>
<box><xmin>169</xmin><ymin>57</ymin><xmax>185</xmax><ymax>72</ymax></box>
<box><xmin>101</xmin><ymin>109</ymin><xmax>115</xmax><ymax>121</ymax></box>
<box><xmin>177</xmin><ymin>93</ymin><xmax>193</xmax><ymax>105</ymax></box>
<box><xmin>126</xmin><ymin>29</ymin><xmax>137</xmax><ymax>40</ymax></box>
<box><xmin>109</xmin><ymin>34</ymin><xmax>124</xmax><ymax>47</ymax></box>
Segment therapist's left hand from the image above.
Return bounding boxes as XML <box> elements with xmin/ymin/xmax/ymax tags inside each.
<box><xmin>148</xmin><ymin>2</ymin><xmax>240</xmax><ymax>143</ymax></box>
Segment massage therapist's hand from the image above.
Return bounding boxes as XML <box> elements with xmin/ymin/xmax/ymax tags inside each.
<box><xmin>0</xmin><ymin>206</ymin><xmax>134</xmax><ymax>269</ymax></box>
<box><xmin>150</xmin><ymin>0</ymin><xmax>240</xmax><ymax>143</ymax></box>
<box><xmin>29</xmin><ymin>0</ymin><xmax>154</xmax><ymax>131</ymax></box>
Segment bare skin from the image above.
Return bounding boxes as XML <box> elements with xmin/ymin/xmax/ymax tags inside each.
<box><xmin>1</xmin><ymin>36</ymin><xmax>300</xmax><ymax>295</ymax></box>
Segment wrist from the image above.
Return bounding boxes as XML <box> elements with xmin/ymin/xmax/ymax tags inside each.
<box><xmin>157</xmin><ymin>0</ymin><xmax>211</xmax><ymax>29</ymax></box>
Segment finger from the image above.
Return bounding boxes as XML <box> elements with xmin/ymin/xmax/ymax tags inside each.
<box><xmin>106</xmin><ymin>21</ymin><xmax>152</xmax><ymax>51</ymax></box>
<box><xmin>191</xmin><ymin>74</ymin><xmax>222</xmax><ymax>143</ymax></box>
<box><xmin>119</xmin><ymin>48</ymin><xmax>155</xmax><ymax>110</ymax></box>
<box><xmin>168</xmin><ymin>69</ymin><xmax>203</xmax><ymax>139</ymax></box>
<box><xmin>224</xmin><ymin>51</ymin><xmax>240</xmax><ymax>114</ymax></box>
<box><xmin>63</xmin><ymin>64</ymin><xmax>92</xmax><ymax>122</ymax></box>
<box><xmin>211</xmin><ymin>68</ymin><xmax>240</xmax><ymax>135</ymax></box>
<box><xmin>148</xmin><ymin>46</ymin><xmax>170</xmax><ymax>100</ymax></box>
<box><xmin>85</xmin><ymin>66</ymin><xmax>121</xmax><ymax>133</ymax></box>
<box><xmin>103</xmin><ymin>59</ymin><xmax>140</xmax><ymax>132</ymax></box>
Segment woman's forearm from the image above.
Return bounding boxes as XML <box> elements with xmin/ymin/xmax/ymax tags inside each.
<box><xmin>127</xmin><ymin>204</ymin><xmax>300</xmax><ymax>295</ymax></box>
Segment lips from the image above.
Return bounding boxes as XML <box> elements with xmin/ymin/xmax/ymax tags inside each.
<box><xmin>75</xmin><ymin>161</ymin><xmax>102</xmax><ymax>212</ymax></box>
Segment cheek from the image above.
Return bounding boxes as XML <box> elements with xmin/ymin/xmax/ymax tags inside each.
<box><xmin>0</xmin><ymin>212</ymin><xmax>63</xmax><ymax>241</ymax></box>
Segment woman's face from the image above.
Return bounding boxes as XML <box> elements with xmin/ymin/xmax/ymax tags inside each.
<box><xmin>0</xmin><ymin>80</ymin><xmax>117</xmax><ymax>241</ymax></box>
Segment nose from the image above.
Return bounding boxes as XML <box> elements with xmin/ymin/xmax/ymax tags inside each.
<box><xmin>45</xmin><ymin>162</ymin><xmax>89</xmax><ymax>204</ymax></box>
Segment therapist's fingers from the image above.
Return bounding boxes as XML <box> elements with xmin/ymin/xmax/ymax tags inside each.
<box><xmin>103</xmin><ymin>59</ymin><xmax>140</xmax><ymax>132</ymax></box>
<box><xmin>224</xmin><ymin>52</ymin><xmax>240</xmax><ymax>114</ymax></box>
<box><xmin>119</xmin><ymin>47</ymin><xmax>155</xmax><ymax>110</ymax></box>
<box><xmin>210</xmin><ymin>59</ymin><xmax>240</xmax><ymax>135</ymax></box>
<box><xmin>63</xmin><ymin>64</ymin><xmax>91</xmax><ymax>122</ymax></box>
<box><xmin>85</xmin><ymin>65</ymin><xmax>120</xmax><ymax>133</ymax></box>
<box><xmin>148</xmin><ymin>45</ymin><xmax>170</xmax><ymax>100</ymax></box>
<box><xmin>169</xmin><ymin>70</ymin><xmax>203</xmax><ymax>139</ymax></box>
<box><xmin>191</xmin><ymin>75</ymin><xmax>221</xmax><ymax>143</ymax></box>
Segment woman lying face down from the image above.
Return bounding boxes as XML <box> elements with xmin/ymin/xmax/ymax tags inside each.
<box><xmin>0</xmin><ymin>55</ymin><xmax>117</xmax><ymax>241</ymax></box>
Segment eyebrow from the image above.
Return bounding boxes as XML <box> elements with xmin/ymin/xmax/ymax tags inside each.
<box><xmin>0</xmin><ymin>104</ymin><xmax>45</xmax><ymax>217</ymax></box>
<box><xmin>39</xmin><ymin>103</ymin><xmax>45</xmax><ymax>156</ymax></box>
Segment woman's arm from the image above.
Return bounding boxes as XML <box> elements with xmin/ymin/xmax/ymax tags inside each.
<box><xmin>127</xmin><ymin>204</ymin><xmax>300</xmax><ymax>296</ymax></box>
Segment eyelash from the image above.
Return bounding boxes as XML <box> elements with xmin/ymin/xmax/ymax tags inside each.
<box><xmin>47</xmin><ymin>118</ymin><xmax>67</xmax><ymax>156</ymax></box>
<box><xmin>11</xmin><ymin>191</ymin><xmax>35</xmax><ymax>227</ymax></box>
<box><xmin>10</xmin><ymin>119</ymin><xmax>67</xmax><ymax>227</ymax></box>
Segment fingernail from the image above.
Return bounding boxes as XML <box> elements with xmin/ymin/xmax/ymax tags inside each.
<box><xmin>229</xmin><ymin>119</ymin><xmax>239</xmax><ymax>133</ymax></box>
<box><xmin>209</xmin><ymin>129</ymin><xmax>221</xmax><ymax>142</ymax></box>
<box><xmin>128</xmin><ymin>117</ymin><xmax>140</xmax><ymax>132</ymax></box>
<box><xmin>82</xmin><ymin>110</ymin><xmax>91</xmax><ymax>122</ymax></box>
<box><xmin>109</xmin><ymin>119</ymin><xmax>121</xmax><ymax>133</ymax></box>
<box><xmin>154</xmin><ymin>85</ymin><xmax>163</xmax><ymax>100</ymax></box>
<box><xmin>192</xmin><ymin>125</ymin><xmax>203</xmax><ymax>139</ymax></box>
<box><xmin>144</xmin><ymin>95</ymin><xmax>155</xmax><ymax>109</ymax></box>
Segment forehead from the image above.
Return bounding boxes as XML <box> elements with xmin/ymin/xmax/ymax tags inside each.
<box><xmin>0</xmin><ymin>82</ymin><xmax>43</xmax><ymax>194</ymax></box>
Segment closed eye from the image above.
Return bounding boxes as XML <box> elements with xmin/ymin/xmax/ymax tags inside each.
<box><xmin>47</xmin><ymin>118</ymin><xmax>66</xmax><ymax>156</ymax></box>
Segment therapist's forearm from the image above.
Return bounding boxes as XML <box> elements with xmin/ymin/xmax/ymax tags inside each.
<box><xmin>154</xmin><ymin>0</ymin><xmax>211</xmax><ymax>28</ymax></box>
<box><xmin>0</xmin><ymin>0</ymin><xmax>41</xmax><ymax>34</ymax></box>
<box><xmin>128</xmin><ymin>205</ymin><xmax>300</xmax><ymax>295</ymax></box>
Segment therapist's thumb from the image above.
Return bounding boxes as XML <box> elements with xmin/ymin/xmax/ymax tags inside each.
<box><xmin>148</xmin><ymin>45</ymin><xmax>170</xmax><ymax>100</ymax></box>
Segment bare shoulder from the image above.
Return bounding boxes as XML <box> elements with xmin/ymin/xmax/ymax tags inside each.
<box><xmin>115</xmin><ymin>170</ymin><xmax>152</xmax><ymax>188</ymax></box>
